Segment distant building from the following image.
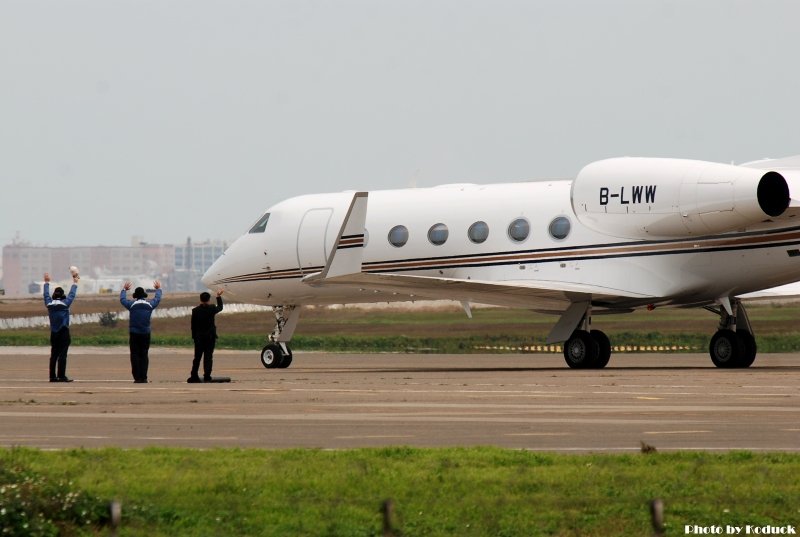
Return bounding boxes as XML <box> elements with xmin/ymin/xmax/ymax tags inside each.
<box><xmin>1</xmin><ymin>237</ymin><xmax>227</xmax><ymax>297</ymax></box>
<box><xmin>173</xmin><ymin>238</ymin><xmax>228</xmax><ymax>292</ymax></box>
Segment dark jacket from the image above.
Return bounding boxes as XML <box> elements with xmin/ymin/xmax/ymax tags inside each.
<box><xmin>44</xmin><ymin>283</ymin><xmax>77</xmax><ymax>332</ymax></box>
<box><xmin>191</xmin><ymin>296</ymin><xmax>223</xmax><ymax>339</ymax></box>
<box><xmin>120</xmin><ymin>288</ymin><xmax>162</xmax><ymax>334</ymax></box>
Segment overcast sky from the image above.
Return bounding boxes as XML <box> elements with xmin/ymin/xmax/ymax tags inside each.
<box><xmin>2</xmin><ymin>0</ymin><xmax>799</xmax><ymax>247</ymax></box>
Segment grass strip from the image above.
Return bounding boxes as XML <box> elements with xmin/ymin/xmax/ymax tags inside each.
<box><xmin>5</xmin><ymin>304</ymin><xmax>800</xmax><ymax>352</ymax></box>
<box><xmin>5</xmin><ymin>331</ymin><xmax>800</xmax><ymax>352</ymax></box>
<box><xmin>1</xmin><ymin>448</ymin><xmax>798</xmax><ymax>536</ymax></box>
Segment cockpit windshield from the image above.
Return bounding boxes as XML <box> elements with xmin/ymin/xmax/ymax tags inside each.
<box><xmin>248</xmin><ymin>213</ymin><xmax>270</xmax><ymax>233</ymax></box>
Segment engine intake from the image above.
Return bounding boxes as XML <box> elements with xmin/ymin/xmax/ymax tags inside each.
<box><xmin>571</xmin><ymin>157</ymin><xmax>789</xmax><ymax>239</ymax></box>
<box><xmin>757</xmin><ymin>171</ymin><xmax>790</xmax><ymax>217</ymax></box>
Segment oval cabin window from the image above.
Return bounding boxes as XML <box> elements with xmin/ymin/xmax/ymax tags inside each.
<box><xmin>388</xmin><ymin>225</ymin><xmax>409</xmax><ymax>247</ymax></box>
<box><xmin>468</xmin><ymin>221</ymin><xmax>489</xmax><ymax>244</ymax></box>
<box><xmin>428</xmin><ymin>223</ymin><xmax>449</xmax><ymax>245</ymax></box>
<box><xmin>548</xmin><ymin>216</ymin><xmax>571</xmax><ymax>240</ymax></box>
<box><xmin>508</xmin><ymin>218</ymin><xmax>530</xmax><ymax>242</ymax></box>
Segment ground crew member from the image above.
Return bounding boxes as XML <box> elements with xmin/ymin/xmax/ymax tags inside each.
<box><xmin>120</xmin><ymin>280</ymin><xmax>162</xmax><ymax>383</ymax></box>
<box><xmin>188</xmin><ymin>290</ymin><xmax>224</xmax><ymax>383</ymax></box>
<box><xmin>43</xmin><ymin>271</ymin><xmax>79</xmax><ymax>382</ymax></box>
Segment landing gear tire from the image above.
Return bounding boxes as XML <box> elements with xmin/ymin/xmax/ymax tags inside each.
<box><xmin>709</xmin><ymin>329</ymin><xmax>745</xmax><ymax>368</ymax></box>
<box><xmin>260</xmin><ymin>343</ymin><xmax>284</xmax><ymax>369</ymax></box>
<box><xmin>277</xmin><ymin>347</ymin><xmax>293</xmax><ymax>368</ymax></box>
<box><xmin>563</xmin><ymin>330</ymin><xmax>600</xmax><ymax>369</ymax></box>
<box><xmin>736</xmin><ymin>329</ymin><xmax>757</xmax><ymax>368</ymax></box>
<box><xmin>590</xmin><ymin>330</ymin><xmax>611</xmax><ymax>369</ymax></box>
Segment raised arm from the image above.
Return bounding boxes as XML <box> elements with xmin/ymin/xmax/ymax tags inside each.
<box><xmin>119</xmin><ymin>281</ymin><xmax>133</xmax><ymax>309</ymax></box>
<box><xmin>150</xmin><ymin>281</ymin><xmax>163</xmax><ymax>309</ymax></box>
<box><xmin>43</xmin><ymin>273</ymin><xmax>52</xmax><ymax>305</ymax></box>
<box><xmin>63</xmin><ymin>282</ymin><xmax>78</xmax><ymax>307</ymax></box>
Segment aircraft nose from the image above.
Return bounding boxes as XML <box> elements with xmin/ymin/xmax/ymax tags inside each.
<box><xmin>202</xmin><ymin>255</ymin><xmax>226</xmax><ymax>289</ymax></box>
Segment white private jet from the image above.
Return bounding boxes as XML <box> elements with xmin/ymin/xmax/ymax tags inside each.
<box><xmin>202</xmin><ymin>155</ymin><xmax>800</xmax><ymax>370</ymax></box>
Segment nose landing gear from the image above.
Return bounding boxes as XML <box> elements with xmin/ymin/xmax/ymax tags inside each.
<box><xmin>261</xmin><ymin>343</ymin><xmax>293</xmax><ymax>369</ymax></box>
<box><xmin>260</xmin><ymin>305</ymin><xmax>300</xmax><ymax>369</ymax></box>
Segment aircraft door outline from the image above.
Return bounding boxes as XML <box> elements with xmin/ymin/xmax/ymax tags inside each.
<box><xmin>296</xmin><ymin>208</ymin><xmax>333</xmax><ymax>275</ymax></box>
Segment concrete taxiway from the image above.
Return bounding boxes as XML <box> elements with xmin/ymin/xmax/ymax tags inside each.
<box><xmin>0</xmin><ymin>347</ymin><xmax>798</xmax><ymax>451</ymax></box>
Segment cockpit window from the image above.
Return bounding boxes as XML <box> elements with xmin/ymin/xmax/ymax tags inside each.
<box><xmin>248</xmin><ymin>213</ymin><xmax>270</xmax><ymax>233</ymax></box>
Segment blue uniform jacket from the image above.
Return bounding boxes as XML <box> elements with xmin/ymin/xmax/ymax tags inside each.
<box><xmin>43</xmin><ymin>283</ymin><xmax>77</xmax><ymax>333</ymax></box>
<box><xmin>120</xmin><ymin>288</ymin><xmax>163</xmax><ymax>334</ymax></box>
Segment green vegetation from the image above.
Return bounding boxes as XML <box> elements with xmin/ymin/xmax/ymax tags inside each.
<box><xmin>1</xmin><ymin>447</ymin><xmax>798</xmax><ymax>536</ymax></box>
<box><xmin>4</xmin><ymin>303</ymin><xmax>800</xmax><ymax>352</ymax></box>
<box><xmin>4</xmin><ymin>330</ymin><xmax>800</xmax><ymax>354</ymax></box>
<box><xmin>0</xmin><ymin>460</ymin><xmax>108</xmax><ymax>535</ymax></box>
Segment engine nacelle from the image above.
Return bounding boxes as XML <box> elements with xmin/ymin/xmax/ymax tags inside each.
<box><xmin>571</xmin><ymin>157</ymin><xmax>789</xmax><ymax>239</ymax></box>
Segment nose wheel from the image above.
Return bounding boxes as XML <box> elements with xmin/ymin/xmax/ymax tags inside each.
<box><xmin>260</xmin><ymin>305</ymin><xmax>300</xmax><ymax>369</ymax></box>
<box><xmin>260</xmin><ymin>343</ymin><xmax>293</xmax><ymax>369</ymax></box>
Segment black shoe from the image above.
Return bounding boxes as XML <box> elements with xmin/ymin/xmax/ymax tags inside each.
<box><xmin>133</xmin><ymin>379</ymin><xmax>148</xmax><ymax>384</ymax></box>
<box><xmin>203</xmin><ymin>377</ymin><xmax>213</xmax><ymax>383</ymax></box>
<box><xmin>187</xmin><ymin>376</ymin><xmax>202</xmax><ymax>383</ymax></box>
<box><xmin>50</xmin><ymin>378</ymin><xmax>58</xmax><ymax>382</ymax></box>
<box><xmin>57</xmin><ymin>377</ymin><xmax>73</xmax><ymax>383</ymax></box>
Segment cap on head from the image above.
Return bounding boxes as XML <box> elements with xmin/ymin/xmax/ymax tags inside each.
<box><xmin>200</xmin><ymin>292</ymin><xmax>211</xmax><ymax>302</ymax></box>
<box><xmin>52</xmin><ymin>287</ymin><xmax>65</xmax><ymax>300</ymax></box>
<box><xmin>133</xmin><ymin>287</ymin><xmax>147</xmax><ymax>299</ymax></box>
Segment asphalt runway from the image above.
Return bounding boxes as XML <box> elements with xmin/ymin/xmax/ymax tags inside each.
<box><xmin>0</xmin><ymin>347</ymin><xmax>798</xmax><ymax>452</ymax></box>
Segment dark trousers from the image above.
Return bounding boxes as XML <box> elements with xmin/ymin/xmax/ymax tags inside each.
<box><xmin>192</xmin><ymin>336</ymin><xmax>216</xmax><ymax>379</ymax></box>
<box><xmin>129</xmin><ymin>332</ymin><xmax>151</xmax><ymax>381</ymax></box>
<box><xmin>49</xmin><ymin>327</ymin><xmax>70</xmax><ymax>379</ymax></box>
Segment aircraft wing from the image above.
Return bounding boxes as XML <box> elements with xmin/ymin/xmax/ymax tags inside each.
<box><xmin>307</xmin><ymin>271</ymin><xmax>653</xmax><ymax>311</ymax></box>
<box><xmin>740</xmin><ymin>281</ymin><xmax>800</xmax><ymax>301</ymax></box>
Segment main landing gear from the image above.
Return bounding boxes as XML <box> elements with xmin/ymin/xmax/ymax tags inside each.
<box><xmin>558</xmin><ymin>298</ymin><xmax>758</xmax><ymax>369</ymax></box>
<box><xmin>562</xmin><ymin>306</ymin><xmax>611</xmax><ymax>369</ymax></box>
<box><xmin>563</xmin><ymin>329</ymin><xmax>612</xmax><ymax>369</ymax></box>
<box><xmin>260</xmin><ymin>305</ymin><xmax>300</xmax><ymax>369</ymax></box>
<box><xmin>706</xmin><ymin>299</ymin><xmax>757</xmax><ymax>368</ymax></box>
